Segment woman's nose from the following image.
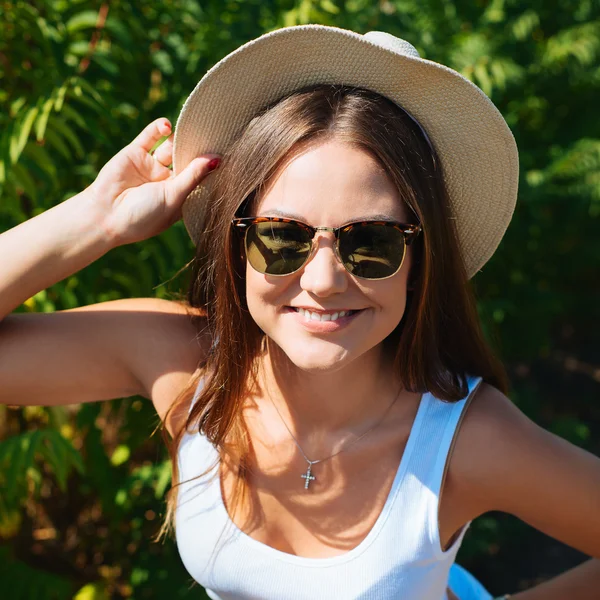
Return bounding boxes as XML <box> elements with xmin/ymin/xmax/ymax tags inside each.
<box><xmin>299</xmin><ymin>233</ymin><xmax>348</xmax><ymax>297</ymax></box>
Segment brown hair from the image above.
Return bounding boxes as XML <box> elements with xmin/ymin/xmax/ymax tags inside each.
<box><xmin>157</xmin><ymin>84</ymin><xmax>508</xmax><ymax>541</ymax></box>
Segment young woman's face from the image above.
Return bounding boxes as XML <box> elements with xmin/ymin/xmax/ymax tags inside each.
<box><xmin>246</xmin><ymin>140</ymin><xmax>414</xmax><ymax>373</ymax></box>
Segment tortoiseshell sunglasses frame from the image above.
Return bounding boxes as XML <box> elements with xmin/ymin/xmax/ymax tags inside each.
<box><xmin>231</xmin><ymin>216</ymin><xmax>422</xmax><ymax>279</ymax></box>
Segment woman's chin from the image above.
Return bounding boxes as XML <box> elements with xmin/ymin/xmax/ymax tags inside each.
<box><xmin>290</xmin><ymin>358</ymin><xmax>350</xmax><ymax>375</ymax></box>
<box><xmin>274</xmin><ymin>342</ymin><xmax>356</xmax><ymax>374</ymax></box>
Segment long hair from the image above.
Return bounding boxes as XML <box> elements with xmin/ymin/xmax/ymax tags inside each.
<box><xmin>157</xmin><ymin>84</ymin><xmax>508</xmax><ymax>541</ymax></box>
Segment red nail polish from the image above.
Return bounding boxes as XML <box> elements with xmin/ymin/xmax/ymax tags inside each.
<box><xmin>207</xmin><ymin>158</ymin><xmax>221</xmax><ymax>172</ymax></box>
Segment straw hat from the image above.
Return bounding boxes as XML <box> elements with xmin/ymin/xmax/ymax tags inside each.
<box><xmin>172</xmin><ymin>24</ymin><xmax>518</xmax><ymax>278</ymax></box>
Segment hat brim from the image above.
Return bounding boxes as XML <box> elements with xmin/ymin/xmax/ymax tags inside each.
<box><xmin>173</xmin><ymin>24</ymin><xmax>518</xmax><ymax>278</ymax></box>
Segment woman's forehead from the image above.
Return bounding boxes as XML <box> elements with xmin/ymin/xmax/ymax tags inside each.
<box><xmin>254</xmin><ymin>140</ymin><xmax>409</xmax><ymax>223</ymax></box>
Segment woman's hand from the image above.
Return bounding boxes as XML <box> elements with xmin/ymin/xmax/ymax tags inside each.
<box><xmin>89</xmin><ymin>118</ymin><xmax>221</xmax><ymax>246</ymax></box>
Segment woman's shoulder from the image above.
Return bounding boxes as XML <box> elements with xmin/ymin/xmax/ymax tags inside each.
<box><xmin>118</xmin><ymin>298</ymin><xmax>211</xmax><ymax>433</ymax></box>
<box><xmin>450</xmin><ymin>381</ymin><xmax>600</xmax><ymax>559</ymax></box>
<box><xmin>447</xmin><ymin>381</ymin><xmax>543</xmax><ymax>519</ymax></box>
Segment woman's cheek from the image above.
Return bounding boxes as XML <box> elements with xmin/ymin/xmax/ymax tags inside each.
<box><xmin>244</xmin><ymin>268</ymin><xmax>286</xmax><ymax>331</ymax></box>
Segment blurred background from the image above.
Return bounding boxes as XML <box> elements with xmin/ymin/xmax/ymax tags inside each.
<box><xmin>0</xmin><ymin>1</ymin><xmax>599</xmax><ymax>598</ymax></box>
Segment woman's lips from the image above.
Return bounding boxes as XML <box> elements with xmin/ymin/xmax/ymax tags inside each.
<box><xmin>283</xmin><ymin>306</ymin><xmax>364</xmax><ymax>333</ymax></box>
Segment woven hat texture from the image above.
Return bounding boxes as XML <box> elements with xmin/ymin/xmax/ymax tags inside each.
<box><xmin>173</xmin><ymin>24</ymin><xmax>519</xmax><ymax>278</ymax></box>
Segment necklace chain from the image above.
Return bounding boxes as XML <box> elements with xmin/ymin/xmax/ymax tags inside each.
<box><xmin>267</xmin><ymin>385</ymin><xmax>400</xmax><ymax>485</ymax></box>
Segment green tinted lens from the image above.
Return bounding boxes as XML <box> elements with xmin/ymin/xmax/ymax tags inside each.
<box><xmin>245</xmin><ymin>221</ymin><xmax>312</xmax><ymax>275</ymax></box>
<box><xmin>339</xmin><ymin>223</ymin><xmax>406</xmax><ymax>279</ymax></box>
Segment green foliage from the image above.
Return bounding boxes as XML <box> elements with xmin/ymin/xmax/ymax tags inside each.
<box><xmin>0</xmin><ymin>546</ymin><xmax>73</xmax><ymax>600</ymax></box>
<box><xmin>1</xmin><ymin>0</ymin><xmax>599</xmax><ymax>598</ymax></box>
<box><xmin>0</xmin><ymin>429</ymin><xmax>84</xmax><ymax>506</ymax></box>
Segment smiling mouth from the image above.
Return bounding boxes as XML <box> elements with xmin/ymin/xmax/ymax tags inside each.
<box><xmin>289</xmin><ymin>307</ymin><xmax>363</xmax><ymax>322</ymax></box>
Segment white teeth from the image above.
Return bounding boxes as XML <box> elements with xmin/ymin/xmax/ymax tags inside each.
<box><xmin>295</xmin><ymin>308</ymin><xmax>354</xmax><ymax>322</ymax></box>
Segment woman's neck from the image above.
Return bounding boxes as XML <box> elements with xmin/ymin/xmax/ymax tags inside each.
<box><xmin>250</xmin><ymin>339</ymin><xmax>403</xmax><ymax>447</ymax></box>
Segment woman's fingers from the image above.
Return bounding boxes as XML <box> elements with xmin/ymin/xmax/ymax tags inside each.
<box><xmin>152</xmin><ymin>134</ymin><xmax>173</xmax><ymax>167</ymax></box>
<box><xmin>131</xmin><ymin>118</ymin><xmax>172</xmax><ymax>153</ymax></box>
<box><xmin>164</xmin><ymin>156</ymin><xmax>221</xmax><ymax>209</ymax></box>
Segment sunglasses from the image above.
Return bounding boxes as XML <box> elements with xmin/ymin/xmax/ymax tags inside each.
<box><xmin>231</xmin><ymin>217</ymin><xmax>422</xmax><ymax>280</ymax></box>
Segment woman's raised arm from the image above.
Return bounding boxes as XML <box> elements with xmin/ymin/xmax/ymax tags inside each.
<box><xmin>0</xmin><ymin>118</ymin><xmax>219</xmax><ymax>321</ymax></box>
<box><xmin>0</xmin><ymin>119</ymin><xmax>219</xmax><ymax>418</ymax></box>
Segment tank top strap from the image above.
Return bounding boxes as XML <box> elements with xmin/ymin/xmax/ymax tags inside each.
<box><xmin>180</xmin><ymin>374</ymin><xmax>208</xmax><ymax>437</ymax></box>
<box><xmin>394</xmin><ymin>374</ymin><xmax>482</xmax><ymax>559</ymax></box>
<box><xmin>405</xmin><ymin>375</ymin><xmax>482</xmax><ymax>495</ymax></box>
<box><xmin>178</xmin><ymin>375</ymin><xmax>219</xmax><ymax>481</ymax></box>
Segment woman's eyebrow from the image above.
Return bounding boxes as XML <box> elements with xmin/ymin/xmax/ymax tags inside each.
<box><xmin>260</xmin><ymin>209</ymin><xmax>398</xmax><ymax>222</ymax></box>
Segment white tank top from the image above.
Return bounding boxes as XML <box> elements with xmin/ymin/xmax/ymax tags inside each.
<box><xmin>176</xmin><ymin>375</ymin><xmax>484</xmax><ymax>600</ymax></box>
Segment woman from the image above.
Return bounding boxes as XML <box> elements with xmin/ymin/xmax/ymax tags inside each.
<box><xmin>1</xmin><ymin>25</ymin><xmax>598</xmax><ymax>600</ymax></box>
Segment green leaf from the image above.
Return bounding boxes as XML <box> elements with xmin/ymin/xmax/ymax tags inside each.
<box><xmin>74</xmin><ymin>77</ymin><xmax>105</xmax><ymax>105</ymax></box>
<box><xmin>68</xmin><ymin>39</ymin><xmax>93</xmax><ymax>57</ymax></box>
<box><xmin>320</xmin><ymin>0</ymin><xmax>340</xmax><ymax>14</ymax></box>
<box><xmin>44</xmin><ymin>128</ymin><xmax>72</xmax><ymax>161</ymax></box>
<box><xmin>0</xmin><ymin>501</ymin><xmax>22</xmax><ymax>538</ymax></box>
<box><xmin>60</xmin><ymin>103</ymin><xmax>87</xmax><ymax>129</ymax></box>
<box><xmin>54</xmin><ymin>82</ymin><xmax>69</xmax><ymax>112</ymax></box>
<box><xmin>34</xmin><ymin>98</ymin><xmax>55</xmax><ymax>141</ymax></box>
<box><xmin>38</xmin><ymin>431</ymin><xmax>69</xmax><ymax>490</ymax></box>
<box><xmin>50</xmin><ymin>118</ymin><xmax>85</xmax><ymax>158</ymax></box>
<box><xmin>22</xmin><ymin>431</ymin><xmax>43</xmax><ymax>490</ymax></box>
<box><xmin>3</xmin><ymin>434</ymin><xmax>32</xmax><ymax>503</ymax></box>
<box><xmin>22</xmin><ymin>143</ymin><xmax>59</xmax><ymax>187</ymax></box>
<box><xmin>110</xmin><ymin>445</ymin><xmax>131</xmax><ymax>467</ymax></box>
<box><xmin>482</xmin><ymin>0</ymin><xmax>505</xmax><ymax>23</ymax></box>
<box><xmin>131</xmin><ymin>567</ymin><xmax>150</xmax><ymax>586</ymax></box>
<box><xmin>104</xmin><ymin>17</ymin><xmax>134</xmax><ymax>46</ymax></box>
<box><xmin>11</xmin><ymin>162</ymin><xmax>39</xmax><ymax>202</ymax></box>
<box><xmin>115</xmin><ymin>489</ymin><xmax>128</xmax><ymax>506</ymax></box>
<box><xmin>152</xmin><ymin>50</ymin><xmax>174</xmax><ymax>75</ymax></box>
<box><xmin>512</xmin><ymin>10</ymin><xmax>540</xmax><ymax>42</ymax></box>
<box><xmin>9</xmin><ymin>106</ymin><xmax>39</xmax><ymax>164</ymax></box>
<box><xmin>35</xmin><ymin>15</ymin><xmax>61</xmax><ymax>44</ymax></box>
<box><xmin>55</xmin><ymin>432</ymin><xmax>85</xmax><ymax>475</ymax></box>
<box><xmin>72</xmin><ymin>89</ymin><xmax>104</xmax><ymax>115</ymax></box>
<box><xmin>93</xmin><ymin>52</ymin><xmax>120</xmax><ymax>77</ymax></box>
<box><xmin>473</xmin><ymin>61</ymin><xmax>493</xmax><ymax>97</ymax></box>
<box><xmin>10</xmin><ymin>97</ymin><xmax>27</xmax><ymax>117</ymax></box>
<box><xmin>154</xmin><ymin>460</ymin><xmax>172</xmax><ymax>498</ymax></box>
<box><xmin>66</xmin><ymin>10</ymin><xmax>100</xmax><ymax>34</ymax></box>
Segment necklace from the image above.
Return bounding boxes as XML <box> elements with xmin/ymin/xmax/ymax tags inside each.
<box><xmin>268</xmin><ymin>387</ymin><xmax>400</xmax><ymax>490</ymax></box>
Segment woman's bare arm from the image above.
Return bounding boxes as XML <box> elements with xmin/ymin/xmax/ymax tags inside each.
<box><xmin>0</xmin><ymin>298</ymin><xmax>207</xmax><ymax>416</ymax></box>
<box><xmin>509</xmin><ymin>558</ymin><xmax>600</xmax><ymax>599</ymax></box>
<box><xmin>0</xmin><ymin>187</ymin><xmax>113</xmax><ymax>322</ymax></box>
<box><xmin>449</xmin><ymin>384</ymin><xmax>600</xmax><ymax>599</ymax></box>
<box><xmin>0</xmin><ymin>118</ymin><xmax>219</xmax><ymax>322</ymax></box>
<box><xmin>0</xmin><ymin>119</ymin><xmax>219</xmax><ymax>424</ymax></box>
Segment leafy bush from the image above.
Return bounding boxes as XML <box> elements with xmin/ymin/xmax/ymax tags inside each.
<box><xmin>1</xmin><ymin>1</ymin><xmax>598</xmax><ymax>597</ymax></box>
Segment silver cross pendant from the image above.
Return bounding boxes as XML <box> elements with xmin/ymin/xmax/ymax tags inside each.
<box><xmin>300</xmin><ymin>463</ymin><xmax>316</xmax><ymax>490</ymax></box>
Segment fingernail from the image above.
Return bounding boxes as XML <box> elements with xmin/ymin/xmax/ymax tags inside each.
<box><xmin>207</xmin><ymin>158</ymin><xmax>221</xmax><ymax>172</ymax></box>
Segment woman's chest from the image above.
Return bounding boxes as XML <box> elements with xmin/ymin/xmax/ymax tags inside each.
<box><xmin>219</xmin><ymin>413</ymin><xmax>472</xmax><ymax>559</ymax></box>
<box><xmin>220</xmin><ymin>438</ymin><xmax>404</xmax><ymax>558</ymax></box>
